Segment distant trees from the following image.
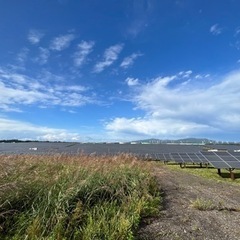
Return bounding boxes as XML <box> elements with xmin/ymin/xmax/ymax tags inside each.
<box><xmin>0</xmin><ymin>139</ymin><xmax>40</xmax><ymax>143</ymax></box>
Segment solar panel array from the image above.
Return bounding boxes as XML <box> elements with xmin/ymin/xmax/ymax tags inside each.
<box><xmin>201</xmin><ymin>151</ymin><xmax>240</xmax><ymax>169</ymax></box>
<box><xmin>138</xmin><ymin>151</ymin><xmax>240</xmax><ymax>170</ymax></box>
<box><xmin>169</xmin><ymin>152</ymin><xmax>208</xmax><ymax>164</ymax></box>
<box><xmin>2</xmin><ymin>142</ymin><xmax>240</xmax><ymax>171</ymax></box>
<box><xmin>2</xmin><ymin>142</ymin><xmax>240</xmax><ymax>179</ymax></box>
<box><xmin>1</xmin><ymin>142</ymin><xmax>240</xmax><ymax>155</ymax></box>
<box><xmin>137</xmin><ymin>153</ymin><xmax>172</xmax><ymax>162</ymax></box>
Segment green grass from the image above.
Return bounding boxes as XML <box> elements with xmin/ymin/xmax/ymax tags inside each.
<box><xmin>190</xmin><ymin>198</ymin><xmax>217</xmax><ymax>211</ymax></box>
<box><xmin>165</xmin><ymin>163</ymin><xmax>240</xmax><ymax>184</ymax></box>
<box><xmin>190</xmin><ymin>197</ymin><xmax>240</xmax><ymax>212</ymax></box>
<box><xmin>0</xmin><ymin>154</ymin><xmax>161</xmax><ymax>240</ymax></box>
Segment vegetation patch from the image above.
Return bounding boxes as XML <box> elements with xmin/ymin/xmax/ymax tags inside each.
<box><xmin>190</xmin><ymin>198</ymin><xmax>217</xmax><ymax>211</ymax></box>
<box><xmin>0</xmin><ymin>154</ymin><xmax>161</xmax><ymax>240</ymax></box>
<box><xmin>165</xmin><ymin>163</ymin><xmax>240</xmax><ymax>184</ymax></box>
<box><xmin>191</xmin><ymin>198</ymin><xmax>240</xmax><ymax>212</ymax></box>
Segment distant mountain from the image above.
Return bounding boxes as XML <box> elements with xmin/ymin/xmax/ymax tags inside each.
<box><xmin>133</xmin><ymin>138</ymin><xmax>215</xmax><ymax>144</ymax></box>
<box><xmin>133</xmin><ymin>138</ymin><xmax>162</xmax><ymax>144</ymax></box>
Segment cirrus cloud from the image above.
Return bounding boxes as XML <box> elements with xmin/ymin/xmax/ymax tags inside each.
<box><xmin>0</xmin><ymin>67</ymin><xmax>96</xmax><ymax>112</ymax></box>
<box><xmin>28</xmin><ymin>29</ymin><xmax>44</xmax><ymax>44</ymax></box>
<box><xmin>93</xmin><ymin>44</ymin><xmax>124</xmax><ymax>73</ymax></box>
<box><xmin>73</xmin><ymin>40</ymin><xmax>95</xmax><ymax>67</ymax></box>
<box><xmin>120</xmin><ymin>52</ymin><xmax>142</xmax><ymax>69</ymax></box>
<box><xmin>50</xmin><ymin>34</ymin><xmax>75</xmax><ymax>51</ymax></box>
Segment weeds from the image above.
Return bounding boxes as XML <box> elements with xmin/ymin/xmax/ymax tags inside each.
<box><xmin>0</xmin><ymin>153</ymin><xmax>161</xmax><ymax>240</ymax></box>
<box><xmin>191</xmin><ymin>197</ymin><xmax>240</xmax><ymax>212</ymax></box>
<box><xmin>190</xmin><ymin>198</ymin><xmax>227</xmax><ymax>211</ymax></box>
<box><xmin>190</xmin><ymin>198</ymin><xmax>216</xmax><ymax>211</ymax></box>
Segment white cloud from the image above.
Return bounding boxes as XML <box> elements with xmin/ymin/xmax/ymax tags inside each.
<box><xmin>17</xmin><ymin>48</ymin><xmax>29</xmax><ymax>64</ymax></box>
<box><xmin>210</xmin><ymin>24</ymin><xmax>222</xmax><ymax>35</ymax></box>
<box><xmin>106</xmin><ymin>117</ymin><xmax>213</xmax><ymax>138</ymax></box>
<box><xmin>56</xmin><ymin>85</ymin><xmax>87</xmax><ymax>92</ymax></box>
<box><xmin>195</xmin><ymin>74</ymin><xmax>210</xmax><ymax>79</ymax></box>
<box><xmin>93</xmin><ymin>44</ymin><xmax>124</xmax><ymax>73</ymax></box>
<box><xmin>178</xmin><ymin>70</ymin><xmax>192</xmax><ymax>77</ymax></box>
<box><xmin>125</xmin><ymin>77</ymin><xmax>139</xmax><ymax>86</ymax></box>
<box><xmin>50</xmin><ymin>34</ymin><xmax>75</xmax><ymax>51</ymax></box>
<box><xmin>105</xmin><ymin>70</ymin><xmax>240</xmax><ymax>139</ymax></box>
<box><xmin>0</xmin><ymin>117</ymin><xmax>81</xmax><ymax>141</ymax></box>
<box><xmin>151</xmin><ymin>75</ymin><xmax>177</xmax><ymax>88</ymax></box>
<box><xmin>120</xmin><ymin>52</ymin><xmax>142</xmax><ymax>69</ymax></box>
<box><xmin>73</xmin><ymin>40</ymin><xmax>94</xmax><ymax>67</ymax></box>
<box><xmin>182</xmin><ymin>70</ymin><xmax>192</xmax><ymax>78</ymax></box>
<box><xmin>35</xmin><ymin>47</ymin><xmax>50</xmax><ymax>64</ymax></box>
<box><xmin>28</xmin><ymin>30</ymin><xmax>44</xmax><ymax>44</ymax></box>
<box><xmin>0</xmin><ymin>68</ymin><xmax>95</xmax><ymax>111</ymax></box>
<box><xmin>195</xmin><ymin>74</ymin><xmax>202</xmax><ymax>79</ymax></box>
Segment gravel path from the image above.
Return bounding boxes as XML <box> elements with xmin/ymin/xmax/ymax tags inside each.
<box><xmin>137</xmin><ymin>164</ymin><xmax>240</xmax><ymax>240</ymax></box>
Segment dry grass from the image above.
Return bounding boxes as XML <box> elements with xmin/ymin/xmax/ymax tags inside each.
<box><xmin>0</xmin><ymin>153</ymin><xmax>161</xmax><ymax>240</ymax></box>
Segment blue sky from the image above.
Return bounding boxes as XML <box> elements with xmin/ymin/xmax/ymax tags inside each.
<box><xmin>1</xmin><ymin>0</ymin><xmax>240</xmax><ymax>142</ymax></box>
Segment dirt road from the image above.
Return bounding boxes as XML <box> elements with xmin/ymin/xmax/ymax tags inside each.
<box><xmin>137</xmin><ymin>164</ymin><xmax>240</xmax><ymax>240</ymax></box>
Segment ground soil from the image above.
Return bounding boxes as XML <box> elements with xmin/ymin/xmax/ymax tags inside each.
<box><xmin>137</xmin><ymin>164</ymin><xmax>240</xmax><ymax>240</ymax></box>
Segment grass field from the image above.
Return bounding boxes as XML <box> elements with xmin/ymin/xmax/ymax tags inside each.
<box><xmin>0</xmin><ymin>154</ymin><xmax>161</xmax><ymax>240</ymax></box>
<box><xmin>165</xmin><ymin>162</ymin><xmax>240</xmax><ymax>184</ymax></box>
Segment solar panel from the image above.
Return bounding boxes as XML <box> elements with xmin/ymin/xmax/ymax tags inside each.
<box><xmin>142</xmin><ymin>153</ymin><xmax>171</xmax><ymax>161</ymax></box>
<box><xmin>135</xmin><ymin>149</ymin><xmax>240</xmax><ymax>180</ymax></box>
<box><xmin>157</xmin><ymin>153</ymin><xmax>164</xmax><ymax>159</ymax></box>
<box><xmin>213</xmin><ymin>152</ymin><xmax>240</xmax><ymax>169</ymax></box>
<box><xmin>186</xmin><ymin>153</ymin><xmax>209</xmax><ymax>164</ymax></box>
<box><xmin>231</xmin><ymin>152</ymin><xmax>240</xmax><ymax>161</ymax></box>
<box><xmin>224</xmin><ymin>162</ymin><xmax>240</xmax><ymax>168</ymax></box>
<box><xmin>178</xmin><ymin>153</ymin><xmax>193</xmax><ymax>163</ymax></box>
<box><xmin>163</xmin><ymin>153</ymin><xmax>173</xmax><ymax>161</ymax></box>
<box><xmin>183</xmin><ymin>153</ymin><xmax>200</xmax><ymax>163</ymax></box>
<box><xmin>155</xmin><ymin>153</ymin><xmax>171</xmax><ymax>161</ymax></box>
<box><xmin>168</xmin><ymin>152</ymin><xmax>207</xmax><ymax>165</ymax></box>
<box><xmin>170</xmin><ymin>153</ymin><xmax>184</xmax><ymax>163</ymax></box>
<box><xmin>156</xmin><ymin>153</ymin><xmax>164</xmax><ymax>160</ymax></box>
<box><xmin>214</xmin><ymin>152</ymin><xmax>240</xmax><ymax>162</ymax></box>
<box><xmin>194</xmin><ymin>153</ymin><xmax>209</xmax><ymax>163</ymax></box>
<box><xmin>138</xmin><ymin>153</ymin><xmax>161</xmax><ymax>160</ymax></box>
<box><xmin>136</xmin><ymin>150</ymin><xmax>240</xmax><ymax>173</ymax></box>
<box><xmin>200</xmin><ymin>151</ymin><xmax>221</xmax><ymax>161</ymax></box>
<box><xmin>153</xmin><ymin>153</ymin><xmax>164</xmax><ymax>160</ymax></box>
<box><xmin>143</xmin><ymin>153</ymin><xmax>154</xmax><ymax>159</ymax></box>
<box><xmin>136</xmin><ymin>153</ymin><xmax>172</xmax><ymax>162</ymax></box>
<box><xmin>200</xmin><ymin>151</ymin><xmax>240</xmax><ymax>169</ymax></box>
<box><xmin>209</xmin><ymin>161</ymin><xmax>232</xmax><ymax>169</ymax></box>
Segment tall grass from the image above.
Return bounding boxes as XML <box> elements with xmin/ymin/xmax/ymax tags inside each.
<box><xmin>0</xmin><ymin>153</ymin><xmax>161</xmax><ymax>240</ymax></box>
